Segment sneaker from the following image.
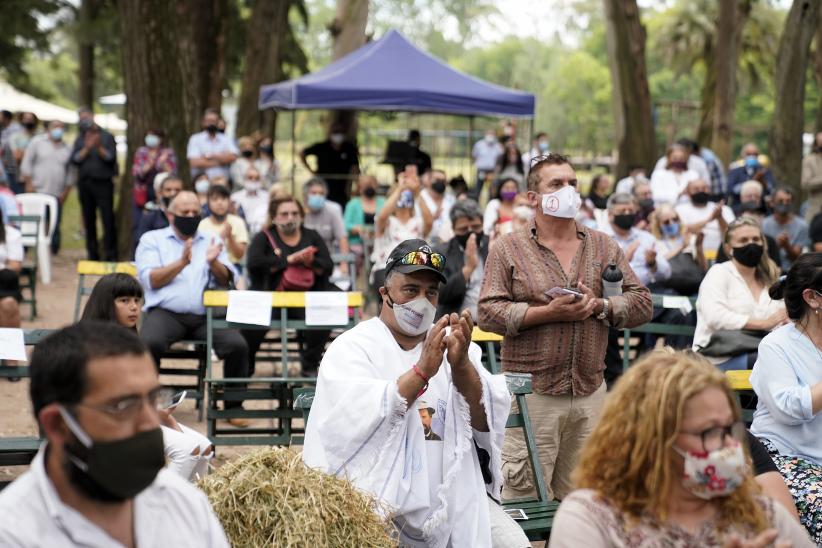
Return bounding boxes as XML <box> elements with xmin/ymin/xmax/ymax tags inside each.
<box><xmin>226</xmin><ymin>417</ymin><xmax>250</xmax><ymax>428</ymax></box>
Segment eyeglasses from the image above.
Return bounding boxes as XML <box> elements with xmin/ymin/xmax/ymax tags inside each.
<box><xmin>391</xmin><ymin>250</ymin><xmax>445</xmax><ymax>272</ymax></box>
<box><xmin>75</xmin><ymin>387</ymin><xmax>176</xmax><ymax>420</ymax></box>
<box><xmin>681</xmin><ymin>421</ymin><xmax>746</xmax><ymax>453</ymax></box>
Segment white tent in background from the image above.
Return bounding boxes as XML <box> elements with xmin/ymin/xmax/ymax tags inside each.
<box><xmin>0</xmin><ymin>80</ymin><xmax>127</xmax><ymax>132</ymax></box>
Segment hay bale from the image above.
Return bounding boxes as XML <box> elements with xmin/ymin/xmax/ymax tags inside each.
<box><xmin>198</xmin><ymin>447</ymin><xmax>396</xmax><ymax>547</ymax></box>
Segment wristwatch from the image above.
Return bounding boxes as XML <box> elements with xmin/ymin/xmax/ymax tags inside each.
<box><xmin>596</xmin><ymin>298</ymin><xmax>609</xmax><ymax>321</ymax></box>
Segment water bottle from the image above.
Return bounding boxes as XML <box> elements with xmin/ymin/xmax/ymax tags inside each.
<box><xmin>602</xmin><ymin>261</ymin><xmax>623</xmax><ymax>298</ymax></box>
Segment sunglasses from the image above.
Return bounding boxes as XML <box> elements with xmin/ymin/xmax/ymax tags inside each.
<box><xmin>392</xmin><ymin>250</ymin><xmax>445</xmax><ymax>272</ymax></box>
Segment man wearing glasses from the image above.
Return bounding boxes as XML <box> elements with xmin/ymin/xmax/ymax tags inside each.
<box><xmin>303</xmin><ymin>239</ymin><xmax>529</xmax><ymax>547</ymax></box>
<box><xmin>0</xmin><ymin>322</ymin><xmax>228</xmax><ymax>546</ymax></box>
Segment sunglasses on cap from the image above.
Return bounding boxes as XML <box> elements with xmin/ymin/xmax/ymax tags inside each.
<box><xmin>391</xmin><ymin>250</ymin><xmax>445</xmax><ymax>272</ymax></box>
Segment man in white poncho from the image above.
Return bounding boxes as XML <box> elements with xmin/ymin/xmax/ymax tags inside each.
<box><xmin>303</xmin><ymin>239</ymin><xmax>528</xmax><ymax>547</ymax></box>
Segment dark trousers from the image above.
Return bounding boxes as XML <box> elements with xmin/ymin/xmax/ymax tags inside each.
<box><xmin>241</xmin><ymin>308</ymin><xmax>331</xmax><ymax>376</ymax></box>
<box><xmin>78</xmin><ymin>178</ymin><xmax>117</xmax><ymax>261</ymax></box>
<box><xmin>140</xmin><ymin>308</ymin><xmax>249</xmax><ymax>408</ymax></box>
<box><xmin>44</xmin><ymin>198</ymin><xmax>62</xmax><ymax>254</ymax></box>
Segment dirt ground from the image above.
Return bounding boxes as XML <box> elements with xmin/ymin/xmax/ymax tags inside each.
<box><xmin>0</xmin><ymin>249</ymin><xmax>287</xmax><ymax>482</ymax></box>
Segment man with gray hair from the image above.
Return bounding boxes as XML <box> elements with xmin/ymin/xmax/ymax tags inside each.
<box><xmin>136</xmin><ymin>191</ymin><xmax>250</xmax><ymax>427</ymax></box>
<box><xmin>435</xmin><ymin>199</ymin><xmax>487</xmax><ymax>320</ymax></box>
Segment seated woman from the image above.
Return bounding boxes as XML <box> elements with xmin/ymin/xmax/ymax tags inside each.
<box><xmin>81</xmin><ymin>273</ymin><xmax>213</xmax><ymax>481</ymax></box>
<box><xmin>751</xmin><ymin>253</ymin><xmax>822</xmax><ymax>543</ymax></box>
<box><xmin>344</xmin><ymin>174</ymin><xmax>384</xmax><ymax>272</ymax></box>
<box><xmin>550</xmin><ymin>350</ymin><xmax>811</xmax><ymax>547</ymax></box>
<box><xmin>0</xmin><ymin>222</ymin><xmax>23</xmax><ymax>366</ymax></box>
<box><xmin>650</xmin><ymin>204</ymin><xmax>707</xmax><ymax>296</ymax></box>
<box><xmin>694</xmin><ymin>217</ymin><xmax>786</xmax><ymax>371</ymax></box>
<box><xmin>482</xmin><ymin>177</ymin><xmax>519</xmax><ymax>239</ymax></box>
<box><xmin>241</xmin><ymin>195</ymin><xmax>334</xmax><ymax>377</ymax></box>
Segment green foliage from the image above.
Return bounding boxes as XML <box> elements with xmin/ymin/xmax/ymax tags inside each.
<box><xmin>0</xmin><ymin>0</ymin><xmax>67</xmax><ymax>91</ymax></box>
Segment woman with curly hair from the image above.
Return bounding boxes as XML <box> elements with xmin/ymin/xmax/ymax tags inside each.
<box><xmin>549</xmin><ymin>351</ymin><xmax>812</xmax><ymax>547</ymax></box>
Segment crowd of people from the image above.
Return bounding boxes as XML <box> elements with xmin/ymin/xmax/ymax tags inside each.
<box><xmin>1</xmin><ymin>105</ymin><xmax>821</xmax><ymax>546</ymax></box>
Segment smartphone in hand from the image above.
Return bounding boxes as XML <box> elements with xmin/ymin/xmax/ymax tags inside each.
<box><xmin>546</xmin><ymin>286</ymin><xmax>583</xmax><ymax>301</ymax></box>
<box><xmin>162</xmin><ymin>390</ymin><xmax>187</xmax><ymax>410</ymax></box>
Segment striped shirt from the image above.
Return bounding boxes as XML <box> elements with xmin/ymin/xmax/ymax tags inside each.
<box><xmin>478</xmin><ymin>219</ymin><xmax>652</xmax><ymax>396</ymax></box>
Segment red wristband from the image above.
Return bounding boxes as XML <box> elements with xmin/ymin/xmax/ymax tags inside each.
<box><xmin>412</xmin><ymin>364</ymin><xmax>430</xmax><ymax>398</ymax></box>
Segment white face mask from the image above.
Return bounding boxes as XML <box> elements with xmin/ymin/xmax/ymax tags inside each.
<box><xmin>245</xmin><ymin>181</ymin><xmax>261</xmax><ymax>192</ymax></box>
<box><xmin>674</xmin><ymin>443</ymin><xmax>747</xmax><ymax>500</ymax></box>
<box><xmin>390</xmin><ymin>295</ymin><xmax>436</xmax><ymax>336</ymax></box>
<box><xmin>540</xmin><ymin>185</ymin><xmax>581</xmax><ymax>219</ymax></box>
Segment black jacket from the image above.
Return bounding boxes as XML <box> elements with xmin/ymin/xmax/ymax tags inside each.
<box><xmin>246</xmin><ymin>226</ymin><xmax>334</xmax><ymax>291</ymax></box>
<box><xmin>435</xmin><ymin>236</ymin><xmax>489</xmax><ymax>319</ymax></box>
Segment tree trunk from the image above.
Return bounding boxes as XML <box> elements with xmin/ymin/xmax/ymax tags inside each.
<box><xmin>696</xmin><ymin>50</ymin><xmax>716</xmax><ymax>147</ymax></box>
<box><xmin>77</xmin><ymin>0</ymin><xmax>96</xmax><ymax>108</ymax></box>
<box><xmin>602</xmin><ymin>0</ymin><xmax>657</xmax><ymax>179</ymax></box>
<box><xmin>329</xmin><ymin>0</ymin><xmax>368</xmax><ymax>139</ymax></box>
<box><xmin>189</xmin><ymin>0</ymin><xmax>228</xmax><ymax>112</ymax></box>
<box><xmin>712</xmin><ymin>0</ymin><xmax>752</xmax><ymax>167</ymax></box>
<box><xmin>236</xmin><ymin>0</ymin><xmax>290</xmax><ymax>138</ymax></box>
<box><xmin>115</xmin><ymin>0</ymin><xmax>223</xmax><ymax>257</ymax></box>
<box><xmin>768</xmin><ymin>0</ymin><xmax>821</xmax><ymax>193</ymax></box>
<box><xmin>813</xmin><ymin>21</ymin><xmax>822</xmax><ymax>133</ymax></box>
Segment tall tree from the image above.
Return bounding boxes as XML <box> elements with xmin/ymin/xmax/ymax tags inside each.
<box><xmin>602</xmin><ymin>0</ymin><xmax>656</xmax><ymax>179</ymax></box>
<box><xmin>115</xmin><ymin>0</ymin><xmax>227</xmax><ymax>256</ymax></box>
<box><xmin>77</xmin><ymin>0</ymin><xmax>97</xmax><ymax>108</ymax></box>
<box><xmin>814</xmin><ymin>19</ymin><xmax>822</xmax><ymax>132</ymax></box>
<box><xmin>329</xmin><ymin>0</ymin><xmax>368</xmax><ymax>139</ymax></box>
<box><xmin>0</xmin><ymin>0</ymin><xmax>63</xmax><ymax>92</ymax></box>
<box><xmin>712</xmin><ymin>0</ymin><xmax>752</xmax><ymax>167</ymax></box>
<box><xmin>768</xmin><ymin>0</ymin><xmax>821</xmax><ymax>192</ymax></box>
<box><xmin>236</xmin><ymin>0</ymin><xmax>309</xmax><ymax>139</ymax></box>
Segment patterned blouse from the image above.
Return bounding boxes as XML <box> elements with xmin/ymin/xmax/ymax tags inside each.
<box><xmin>478</xmin><ymin>219</ymin><xmax>652</xmax><ymax>396</ymax></box>
<box><xmin>548</xmin><ymin>489</ymin><xmax>814</xmax><ymax>547</ymax></box>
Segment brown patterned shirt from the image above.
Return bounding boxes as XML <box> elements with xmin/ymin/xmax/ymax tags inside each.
<box><xmin>478</xmin><ymin>219</ymin><xmax>652</xmax><ymax>396</ymax></box>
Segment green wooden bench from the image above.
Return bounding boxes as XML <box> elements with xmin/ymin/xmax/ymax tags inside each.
<box><xmin>72</xmin><ymin>260</ymin><xmax>208</xmax><ymax>420</ymax></box>
<box><xmin>0</xmin><ymin>329</ymin><xmax>54</xmax><ymax>470</ymax></box>
<box><xmin>294</xmin><ymin>372</ymin><xmax>558</xmax><ymax>541</ymax></box>
<box><xmin>203</xmin><ymin>290</ymin><xmax>363</xmax><ymax>446</ymax></box>
<box><xmin>621</xmin><ymin>294</ymin><xmax>697</xmax><ymax>370</ymax></box>
<box><xmin>8</xmin><ymin>215</ymin><xmax>41</xmax><ymax>320</ymax></box>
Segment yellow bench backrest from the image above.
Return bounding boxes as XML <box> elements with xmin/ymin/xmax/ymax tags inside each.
<box><xmin>77</xmin><ymin>260</ymin><xmax>137</xmax><ymax>276</ymax></box>
<box><xmin>202</xmin><ymin>290</ymin><xmax>364</xmax><ymax>308</ymax></box>
<box><xmin>725</xmin><ymin>369</ymin><xmax>752</xmax><ymax>391</ymax></box>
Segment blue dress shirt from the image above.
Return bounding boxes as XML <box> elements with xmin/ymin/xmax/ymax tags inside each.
<box><xmin>602</xmin><ymin>225</ymin><xmax>671</xmax><ymax>286</ymax></box>
<box><xmin>135</xmin><ymin>226</ymin><xmax>237</xmax><ymax>315</ymax></box>
<box><xmin>751</xmin><ymin>323</ymin><xmax>822</xmax><ymax>465</ymax></box>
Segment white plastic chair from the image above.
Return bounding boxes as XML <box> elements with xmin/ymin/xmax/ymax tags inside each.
<box><xmin>15</xmin><ymin>193</ymin><xmax>58</xmax><ymax>284</ymax></box>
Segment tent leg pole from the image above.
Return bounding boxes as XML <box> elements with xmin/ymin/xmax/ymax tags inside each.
<box><xmin>468</xmin><ymin>116</ymin><xmax>474</xmax><ymax>187</ymax></box>
<box><xmin>291</xmin><ymin>110</ymin><xmax>296</xmax><ymax>196</ymax></box>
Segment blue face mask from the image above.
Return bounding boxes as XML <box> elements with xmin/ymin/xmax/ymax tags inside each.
<box><xmin>744</xmin><ymin>156</ymin><xmax>758</xmax><ymax>169</ymax></box>
<box><xmin>307</xmin><ymin>194</ymin><xmax>326</xmax><ymax>211</ymax></box>
<box><xmin>50</xmin><ymin>128</ymin><xmax>64</xmax><ymax>141</ymax></box>
<box><xmin>661</xmin><ymin>222</ymin><xmax>680</xmax><ymax>237</ymax></box>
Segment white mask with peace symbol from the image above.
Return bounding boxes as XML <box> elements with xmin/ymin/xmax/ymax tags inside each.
<box><xmin>541</xmin><ymin>185</ymin><xmax>581</xmax><ymax>219</ymax></box>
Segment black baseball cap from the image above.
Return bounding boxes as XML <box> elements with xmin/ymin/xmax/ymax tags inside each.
<box><xmin>384</xmin><ymin>239</ymin><xmax>446</xmax><ymax>284</ymax></box>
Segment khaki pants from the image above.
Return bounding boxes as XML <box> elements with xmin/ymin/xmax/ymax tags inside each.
<box><xmin>501</xmin><ymin>382</ymin><xmax>606</xmax><ymax>501</ymax></box>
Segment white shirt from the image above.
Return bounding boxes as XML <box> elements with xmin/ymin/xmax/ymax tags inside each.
<box><xmin>675</xmin><ymin>201</ymin><xmax>736</xmax><ymax>253</ymax></box>
<box><xmin>186</xmin><ymin>131</ymin><xmax>238</xmax><ymax>180</ymax></box>
<box><xmin>0</xmin><ymin>225</ymin><xmax>24</xmax><ymax>268</ymax></box>
<box><xmin>371</xmin><ymin>215</ymin><xmax>424</xmax><ymax>272</ymax></box>
<box><xmin>0</xmin><ymin>446</ymin><xmax>229</xmax><ymax>547</ymax></box>
<box><xmin>230</xmin><ymin>189</ymin><xmax>269</xmax><ymax>235</ymax></box>
<box><xmin>602</xmin><ymin>225</ymin><xmax>671</xmax><ymax>286</ymax></box>
<box><xmin>472</xmin><ymin>139</ymin><xmax>503</xmax><ymax>171</ymax></box>
<box><xmin>650</xmin><ymin>168</ymin><xmax>699</xmax><ymax>206</ymax></box>
<box><xmin>419</xmin><ymin>189</ymin><xmax>454</xmax><ymax>245</ymax></box>
<box><xmin>693</xmin><ymin>261</ymin><xmax>784</xmax><ymax>357</ymax></box>
<box><xmin>302</xmin><ymin>318</ymin><xmax>510</xmax><ymax>548</ymax></box>
<box><xmin>653</xmin><ymin>153</ymin><xmax>711</xmax><ymax>183</ymax></box>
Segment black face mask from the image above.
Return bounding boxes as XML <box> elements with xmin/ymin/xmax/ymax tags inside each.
<box><xmin>455</xmin><ymin>231</ymin><xmax>483</xmax><ymax>249</ymax></box>
<box><xmin>260</xmin><ymin>145</ymin><xmax>273</xmax><ymax>155</ymax></box>
<box><xmin>691</xmin><ymin>191</ymin><xmax>710</xmax><ymax>206</ymax></box>
<box><xmin>211</xmin><ymin>212</ymin><xmax>227</xmax><ymax>222</ymax></box>
<box><xmin>173</xmin><ymin>214</ymin><xmax>201</xmax><ymax>238</ymax></box>
<box><xmin>613</xmin><ymin>213</ymin><xmax>636</xmax><ymax>231</ymax></box>
<box><xmin>638</xmin><ymin>198</ymin><xmax>655</xmax><ymax>211</ymax></box>
<box><xmin>79</xmin><ymin>119</ymin><xmax>93</xmax><ymax>131</ymax></box>
<box><xmin>773</xmin><ymin>203</ymin><xmax>792</xmax><ymax>216</ymax></box>
<box><xmin>732</xmin><ymin>243</ymin><xmax>764</xmax><ymax>267</ymax></box>
<box><xmin>161</xmin><ymin>196</ymin><xmax>172</xmax><ymax>210</ymax></box>
<box><xmin>431</xmin><ymin>181</ymin><xmax>446</xmax><ymax>194</ymax></box>
<box><xmin>22</xmin><ymin>121</ymin><xmax>36</xmax><ymax>131</ymax></box>
<box><xmin>206</xmin><ymin>124</ymin><xmax>218</xmax><ymax>135</ymax></box>
<box><xmin>241</xmin><ymin>150</ymin><xmax>254</xmax><ymax>158</ymax></box>
<box><xmin>61</xmin><ymin>409</ymin><xmax>165</xmax><ymax>501</ymax></box>
<box><xmin>362</xmin><ymin>187</ymin><xmax>376</xmax><ymax>198</ymax></box>
<box><xmin>740</xmin><ymin>200</ymin><xmax>762</xmax><ymax>214</ymax></box>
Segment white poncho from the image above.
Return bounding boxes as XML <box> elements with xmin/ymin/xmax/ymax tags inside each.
<box><xmin>303</xmin><ymin>318</ymin><xmax>510</xmax><ymax>547</ymax></box>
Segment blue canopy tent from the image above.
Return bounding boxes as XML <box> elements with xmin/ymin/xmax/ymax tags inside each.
<box><xmin>258</xmin><ymin>29</ymin><xmax>536</xmax><ymax>185</ymax></box>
